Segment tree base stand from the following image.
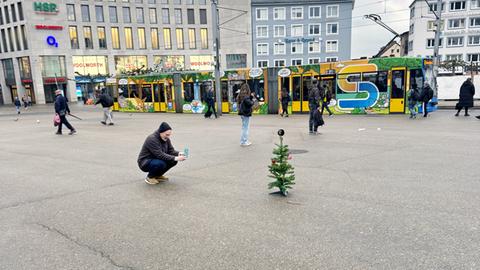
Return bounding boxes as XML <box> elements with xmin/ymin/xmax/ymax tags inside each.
<box><xmin>269</xmin><ymin>190</ymin><xmax>288</xmax><ymax>197</ymax></box>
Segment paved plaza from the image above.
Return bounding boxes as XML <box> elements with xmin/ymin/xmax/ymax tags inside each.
<box><xmin>0</xmin><ymin>104</ymin><xmax>479</xmax><ymax>269</ymax></box>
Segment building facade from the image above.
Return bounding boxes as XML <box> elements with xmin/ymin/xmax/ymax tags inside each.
<box><xmin>408</xmin><ymin>0</ymin><xmax>480</xmax><ymax>62</ymax></box>
<box><xmin>0</xmin><ymin>0</ymin><xmax>215</xmax><ymax>105</ymax></box>
<box><xmin>250</xmin><ymin>0</ymin><xmax>354</xmax><ymax>68</ymax></box>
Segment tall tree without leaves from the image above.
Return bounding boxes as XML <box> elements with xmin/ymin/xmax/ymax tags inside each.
<box><xmin>268</xmin><ymin>132</ymin><xmax>295</xmax><ymax>196</ymax></box>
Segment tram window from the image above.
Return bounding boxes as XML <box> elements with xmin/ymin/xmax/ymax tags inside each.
<box><xmin>142</xmin><ymin>86</ymin><xmax>153</xmax><ymax>102</ymax></box>
<box><xmin>221</xmin><ymin>81</ymin><xmax>228</xmax><ymax>102</ymax></box>
<box><xmin>336</xmin><ymin>73</ymin><xmax>360</xmax><ymax>94</ymax></box>
<box><xmin>165</xmin><ymin>84</ymin><xmax>173</xmax><ymax>102</ymax></box>
<box><xmin>129</xmin><ymin>85</ymin><xmax>138</xmax><ymax>98</ymax></box>
<box><xmin>120</xmin><ymin>86</ymin><xmax>128</xmax><ymax>98</ymax></box>
<box><xmin>200</xmin><ymin>81</ymin><xmax>212</xmax><ymax>102</ymax></box>
<box><xmin>409</xmin><ymin>69</ymin><xmax>423</xmax><ymax>91</ymax></box>
<box><xmin>247</xmin><ymin>79</ymin><xmax>264</xmax><ymax>100</ymax></box>
<box><xmin>156</xmin><ymin>84</ymin><xmax>166</xmax><ymax>102</ymax></box>
<box><xmin>303</xmin><ymin>76</ymin><xmax>315</xmax><ymax>102</ymax></box>
<box><xmin>280</xmin><ymin>77</ymin><xmax>290</xmax><ymax>92</ymax></box>
<box><xmin>183</xmin><ymin>82</ymin><xmax>194</xmax><ymax>102</ymax></box>
<box><xmin>292</xmin><ymin>77</ymin><xmax>301</xmax><ymax>101</ymax></box>
<box><xmin>362</xmin><ymin>71</ymin><xmax>388</xmax><ymax>92</ymax></box>
<box><xmin>391</xmin><ymin>70</ymin><xmax>405</xmax><ymax>98</ymax></box>
<box><xmin>230</xmin><ymin>80</ymin><xmax>244</xmax><ymax>102</ymax></box>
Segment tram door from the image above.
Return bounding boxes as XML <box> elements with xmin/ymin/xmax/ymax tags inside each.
<box><xmin>154</xmin><ymin>83</ymin><xmax>167</xmax><ymax>112</ymax></box>
<box><xmin>291</xmin><ymin>76</ymin><xmax>302</xmax><ymax>112</ymax></box>
<box><xmin>390</xmin><ymin>68</ymin><xmax>406</xmax><ymax>113</ymax></box>
<box><xmin>320</xmin><ymin>75</ymin><xmax>336</xmax><ymax>103</ymax></box>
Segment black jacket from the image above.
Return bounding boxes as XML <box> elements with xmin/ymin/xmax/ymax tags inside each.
<box><xmin>281</xmin><ymin>93</ymin><xmax>291</xmax><ymax>104</ymax></box>
<box><xmin>95</xmin><ymin>94</ymin><xmax>112</xmax><ymax>108</ymax></box>
<box><xmin>14</xmin><ymin>99</ymin><xmax>21</xmax><ymax>106</ymax></box>
<box><xmin>137</xmin><ymin>130</ymin><xmax>179</xmax><ymax>171</ymax></box>
<box><xmin>458</xmin><ymin>81</ymin><xmax>475</xmax><ymax>108</ymax></box>
<box><xmin>420</xmin><ymin>85</ymin><xmax>434</xmax><ymax>103</ymax></box>
<box><xmin>54</xmin><ymin>94</ymin><xmax>70</xmax><ymax>115</ymax></box>
<box><xmin>238</xmin><ymin>96</ymin><xmax>254</xmax><ymax>117</ymax></box>
<box><xmin>206</xmin><ymin>91</ymin><xmax>215</xmax><ymax>106</ymax></box>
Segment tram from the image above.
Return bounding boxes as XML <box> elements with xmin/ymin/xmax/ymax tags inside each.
<box><xmin>111</xmin><ymin>57</ymin><xmax>437</xmax><ymax>115</ymax></box>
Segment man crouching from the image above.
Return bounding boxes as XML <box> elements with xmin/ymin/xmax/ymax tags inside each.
<box><xmin>138</xmin><ymin>122</ymin><xmax>186</xmax><ymax>185</ymax></box>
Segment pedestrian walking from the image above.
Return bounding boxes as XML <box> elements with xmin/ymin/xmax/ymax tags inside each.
<box><xmin>54</xmin><ymin>89</ymin><xmax>76</xmax><ymax>135</ymax></box>
<box><xmin>137</xmin><ymin>122</ymin><xmax>186</xmax><ymax>185</ymax></box>
<box><xmin>27</xmin><ymin>95</ymin><xmax>32</xmax><ymax>106</ymax></box>
<box><xmin>455</xmin><ymin>78</ymin><xmax>475</xmax><ymax>117</ymax></box>
<box><xmin>237</xmin><ymin>83</ymin><xmax>255</xmax><ymax>146</ymax></box>
<box><xmin>419</xmin><ymin>82</ymin><xmax>434</xmax><ymax>117</ymax></box>
<box><xmin>320</xmin><ymin>84</ymin><xmax>333</xmax><ymax>116</ymax></box>
<box><xmin>22</xmin><ymin>95</ymin><xmax>28</xmax><ymax>110</ymax></box>
<box><xmin>95</xmin><ymin>89</ymin><xmax>115</xmax><ymax>125</ymax></box>
<box><xmin>408</xmin><ymin>84</ymin><xmax>420</xmax><ymax>119</ymax></box>
<box><xmin>204</xmin><ymin>85</ymin><xmax>217</xmax><ymax>119</ymax></box>
<box><xmin>308</xmin><ymin>79</ymin><xmax>321</xmax><ymax>134</ymax></box>
<box><xmin>14</xmin><ymin>97</ymin><xmax>21</xmax><ymax>114</ymax></box>
<box><xmin>280</xmin><ymin>88</ymin><xmax>291</xmax><ymax>117</ymax></box>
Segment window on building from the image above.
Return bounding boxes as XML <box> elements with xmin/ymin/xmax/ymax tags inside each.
<box><xmin>148</xmin><ymin>0</ymin><xmax>156</xmax><ymax>3</ymax></box>
<box><xmin>447</xmin><ymin>36</ymin><xmax>464</xmax><ymax>47</ymax></box>
<box><xmin>273</xmin><ymin>43</ymin><xmax>285</xmax><ymax>54</ymax></box>
<box><xmin>199</xmin><ymin>0</ymin><xmax>206</xmax><ymax>4</ymax></box>
<box><xmin>161</xmin><ymin>0</ymin><xmax>169</xmax><ymax>3</ymax></box>
<box><xmin>470</xmin><ymin>17</ymin><xmax>480</xmax><ymax>27</ymax></box>
<box><xmin>186</xmin><ymin>0</ymin><xmax>194</xmax><ymax>4</ymax></box>
<box><xmin>327</xmin><ymin>5</ymin><xmax>339</xmax><ymax>17</ymax></box>
<box><xmin>472</xmin><ymin>0</ymin><xmax>480</xmax><ymax>9</ymax></box>
<box><xmin>69</xmin><ymin>26</ymin><xmax>79</xmax><ymax>49</ymax></box>
<box><xmin>200</xmin><ymin>28</ymin><xmax>208</xmax><ymax>49</ymax></box>
<box><xmin>123</xmin><ymin>7</ymin><xmax>131</xmax><ymax>23</ymax></box>
<box><xmin>151</xmin><ymin>28</ymin><xmax>159</xmax><ymax>49</ymax></box>
<box><xmin>163</xmin><ymin>28</ymin><xmax>172</xmax><ymax>49</ymax></box>
<box><xmin>309</xmin><ymin>6</ymin><xmax>320</xmax><ymax>18</ymax></box>
<box><xmin>226</xmin><ymin>54</ymin><xmax>247</xmax><ymax>69</ymax></box>
<box><xmin>125</xmin><ymin>27</ymin><xmax>133</xmax><ymax>49</ymax></box>
<box><xmin>274</xmin><ymin>25</ymin><xmax>285</xmax><ymax>37</ymax></box>
<box><xmin>291</xmin><ymin>7</ymin><xmax>303</xmax><ymax>19</ymax></box>
<box><xmin>273</xmin><ymin>7</ymin><xmax>285</xmax><ymax>20</ymax></box>
<box><xmin>4</xmin><ymin>6</ymin><xmax>10</xmax><ymax>24</ymax></box>
<box><xmin>109</xmin><ymin>6</ymin><xmax>118</xmax><ymax>23</ymax></box>
<box><xmin>291</xmin><ymin>42</ymin><xmax>303</xmax><ymax>54</ymax></box>
<box><xmin>427</xmin><ymin>20</ymin><xmax>444</xmax><ymax>31</ymax></box>
<box><xmin>449</xmin><ymin>1</ymin><xmax>466</xmax><ymax>11</ymax></box>
<box><xmin>257</xmin><ymin>43</ymin><xmax>268</xmax><ymax>55</ymax></box>
<box><xmin>162</xmin><ymin>8</ymin><xmax>170</xmax><ymax>24</ymax></box>
<box><xmin>0</xmin><ymin>6</ymin><xmax>3</xmax><ymax>25</ymax></box>
<box><xmin>408</xmin><ymin>41</ymin><xmax>413</xmax><ymax>51</ymax></box>
<box><xmin>136</xmin><ymin>8</ymin><xmax>144</xmax><ymax>23</ymax></box>
<box><xmin>326</xmin><ymin>57</ymin><xmax>338</xmax><ymax>62</ymax></box>
<box><xmin>426</xmin><ymin>38</ymin><xmax>443</xmax><ymax>48</ymax></box>
<box><xmin>468</xmin><ymin>35</ymin><xmax>480</xmax><ymax>45</ymax></box>
<box><xmin>309</xmin><ymin>24</ymin><xmax>320</xmax><ymax>35</ymax></box>
<box><xmin>187</xmin><ymin>9</ymin><xmax>195</xmax><ymax>24</ymax></box>
<box><xmin>188</xmin><ymin>28</ymin><xmax>196</xmax><ymax>48</ymax></box>
<box><xmin>200</xmin><ymin>9</ymin><xmax>207</xmax><ymax>24</ymax></box>
<box><xmin>175</xmin><ymin>8</ymin><xmax>182</xmax><ymax>24</ymax></box>
<box><xmin>274</xmin><ymin>59</ymin><xmax>285</xmax><ymax>67</ymax></box>
<box><xmin>67</xmin><ymin>4</ymin><xmax>76</xmax><ymax>21</ymax></box>
<box><xmin>17</xmin><ymin>2</ymin><xmax>24</xmax><ymax>21</ymax></box>
<box><xmin>138</xmin><ymin>28</ymin><xmax>146</xmax><ymax>49</ymax></box>
<box><xmin>98</xmin><ymin>27</ymin><xmax>107</xmax><ymax>49</ymax></box>
<box><xmin>149</xmin><ymin>8</ymin><xmax>157</xmax><ymax>23</ymax></box>
<box><xmin>81</xmin><ymin>5</ymin><xmax>90</xmax><ymax>22</ymax></box>
<box><xmin>308</xmin><ymin>41</ymin><xmax>320</xmax><ymax>53</ymax></box>
<box><xmin>410</xmin><ymin>6</ymin><xmax>415</xmax><ymax>18</ymax></box>
<box><xmin>257</xmin><ymin>60</ymin><xmax>268</xmax><ymax>67</ymax></box>
<box><xmin>1</xmin><ymin>29</ymin><xmax>7</xmax><ymax>52</ymax></box>
<box><xmin>111</xmin><ymin>27</ymin><xmax>120</xmax><ymax>49</ymax></box>
<box><xmin>448</xmin><ymin>18</ymin><xmax>465</xmax><ymax>29</ymax></box>
<box><xmin>291</xmin><ymin>59</ymin><xmax>302</xmax><ymax>66</ymax></box>
<box><xmin>410</xmin><ymin>24</ymin><xmax>414</xmax><ymax>34</ymax></box>
<box><xmin>84</xmin><ymin>26</ymin><xmax>93</xmax><ymax>49</ymax></box>
<box><xmin>326</xmin><ymin>40</ymin><xmax>338</xmax><ymax>52</ymax></box>
<box><xmin>10</xmin><ymin>4</ymin><xmax>16</xmax><ymax>22</ymax></box>
<box><xmin>446</xmin><ymin>54</ymin><xmax>463</xmax><ymax>61</ymax></box>
<box><xmin>309</xmin><ymin>58</ymin><xmax>320</xmax><ymax>64</ymax></box>
<box><xmin>174</xmin><ymin>0</ymin><xmax>181</xmax><ymax>4</ymax></box>
<box><xmin>467</xmin><ymin>53</ymin><xmax>480</xmax><ymax>62</ymax></box>
<box><xmin>256</xmin><ymin>8</ymin><xmax>268</xmax><ymax>20</ymax></box>
<box><xmin>256</xmin><ymin>26</ymin><xmax>268</xmax><ymax>38</ymax></box>
<box><xmin>20</xmin><ymin>25</ymin><xmax>27</xmax><ymax>49</ymax></box>
<box><xmin>327</xmin><ymin>23</ymin><xmax>338</xmax><ymax>35</ymax></box>
<box><xmin>428</xmin><ymin>2</ymin><xmax>445</xmax><ymax>13</ymax></box>
<box><xmin>95</xmin><ymin>6</ymin><xmax>104</xmax><ymax>22</ymax></box>
<box><xmin>291</xmin><ymin>24</ymin><xmax>303</xmax><ymax>36</ymax></box>
<box><xmin>176</xmin><ymin>28</ymin><xmax>184</xmax><ymax>49</ymax></box>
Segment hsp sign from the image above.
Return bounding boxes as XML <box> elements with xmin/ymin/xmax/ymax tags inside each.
<box><xmin>33</xmin><ymin>2</ymin><xmax>58</xmax><ymax>14</ymax></box>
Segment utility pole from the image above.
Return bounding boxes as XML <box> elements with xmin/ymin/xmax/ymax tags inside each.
<box><xmin>430</xmin><ymin>0</ymin><xmax>443</xmax><ymax>94</ymax></box>
<box><xmin>211</xmin><ymin>0</ymin><xmax>222</xmax><ymax>117</ymax></box>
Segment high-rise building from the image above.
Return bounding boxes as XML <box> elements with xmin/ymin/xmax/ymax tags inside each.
<box><xmin>250</xmin><ymin>0</ymin><xmax>354</xmax><ymax>68</ymax></box>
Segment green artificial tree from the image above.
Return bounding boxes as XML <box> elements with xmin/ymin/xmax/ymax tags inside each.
<box><xmin>268</xmin><ymin>129</ymin><xmax>295</xmax><ymax>196</ymax></box>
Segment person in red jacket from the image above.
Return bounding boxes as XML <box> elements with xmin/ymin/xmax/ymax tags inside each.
<box><xmin>137</xmin><ymin>122</ymin><xmax>186</xmax><ymax>185</ymax></box>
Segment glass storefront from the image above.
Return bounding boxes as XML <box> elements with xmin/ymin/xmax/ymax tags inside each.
<box><xmin>114</xmin><ymin>55</ymin><xmax>147</xmax><ymax>74</ymax></box>
<box><xmin>153</xmin><ymin>55</ymin><xmax>185</xmax><ymax>72</ymax></box>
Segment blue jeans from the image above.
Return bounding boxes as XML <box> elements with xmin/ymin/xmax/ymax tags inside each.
<box><xmin>145</xmin><ymin>159</ymin><xmax>177</xmax><ymax>178</ymax></box>
<box><xmin>240</xmin><ymin>115</ymin><xmax>250</xmax><ymax>144</ymax></box>
<box><xmin>408</xmin><ymin>102</ymin><xmax>417</xmax><ymax>117</ymax></box>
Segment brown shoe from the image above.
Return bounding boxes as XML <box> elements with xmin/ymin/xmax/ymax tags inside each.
<box><xmin>145</xmin><ymin>177</ymin><xmax>159</xmax><ymax>185</ymax></box>
<box><xmin>154</xmin><ymin>175</ymin><xmax>169</xmax><ymax>181</ymax></box>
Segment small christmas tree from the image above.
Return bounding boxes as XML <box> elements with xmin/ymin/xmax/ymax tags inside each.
<box><xmin>268</xmin><ymin>129</ymin><xmax>295</xmax><ymax>196</ymax></box>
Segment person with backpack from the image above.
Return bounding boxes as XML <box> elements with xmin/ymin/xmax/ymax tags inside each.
<box><xmin>308</xmin><ymin>79</ymin><xmax>321</xmax><ymax>134</ymax></box>
<box><xmin>237</xmin><ymin>83</ymin><xmax>255</xmax><ymax>146</ymax></box>
<box><xmin>54</xmin><ymin>89</ymin><xmax>76</xmax><ymax>135</ymax></box>
<box><xmin>14</xmin><ymin>97</ymin><xmax>21</xmax><ymax>114</ymax></box>
<box><xmin>455</xmin><ymin>78</ymin><xmax>475</xmax><ymax>117</ymax></box>
<box><xmin>320</xmin><ymin>84</ymin><xmax>333</xmax><ymax>116</ymax></box>
<box><xmin>407</xmin><ymin>84</ymin><xmax>420</xmax><ymax>119</ymax></box>
<box><xmin>95</xmin><ymin>89</ymin><xmax>114</xmax><ymax>126</ymax></box>
<box><xmin>419</xmin><ymin>82</ymin><xmax>434</xmax><ymax>117</ymax></box>
<box><xmin>204</xmin><ymin>86</ymin><xmax>217</xmax><ymax>119</ymax></box>
<box><xmin>280</xmin><ymin>88</ymin><xmax>291</xmax><ymax>117</ymax></box>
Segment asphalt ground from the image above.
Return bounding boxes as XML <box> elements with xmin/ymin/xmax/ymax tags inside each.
<box><xmin>0</xmin><ymin>104</ymin><xmax>479</xmax><ymax>270</ymax></box>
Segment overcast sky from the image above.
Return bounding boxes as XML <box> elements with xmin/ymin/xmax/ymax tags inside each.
<box><xmin>351</xmin><ymin>0</ymin><xmax>411</xmax><ymax>58</ymax></box>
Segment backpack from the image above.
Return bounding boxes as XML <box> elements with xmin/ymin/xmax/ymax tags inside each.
<box><xmin>105</xmin><ymin>95</ymin><xmax>114</xmax><ymax>107</ymax></box>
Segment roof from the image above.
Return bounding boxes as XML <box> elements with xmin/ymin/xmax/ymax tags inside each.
<box><xmin>374</xmin><ymin>38</ymin><xmax>400</xmax><ymax>58</ymax></box>
<box><xmin>251</xmin><ymin>0</ymin><xmax>355</xmax><ymax>7</ymax></box>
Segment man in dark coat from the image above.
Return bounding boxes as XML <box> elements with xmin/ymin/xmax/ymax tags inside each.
<box><xmin>54</xmin><ymin>90</ymin><xmax>76</xmax><ymax>135</ymax></box>
<box><xmin>95</xmin><ymin>89</ymin><xmax>114</xmax><ymax>125</ymax></box>
<box><xmin>456</xmin><ymin>78</ymin><xmax>475</xmax><ymax>117</ymax></box>
<box><xmin>419</xmin><ymin>82</ymin><xmax>434</xmax><ymax>117</ymax></box>
<box><xmin>308</xmin><ymin>79</ymin><xmax>322</xmax><ymax>134</ymax></box>
<box><xmin>137</xmin><ymin>122</ymin><xmax>186</xmax><ymax>185</ymax></box>
<box><xmin>204</xmin><ymin>86</ymin><xmax>217</xmax><ymax>119</ymax></box>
